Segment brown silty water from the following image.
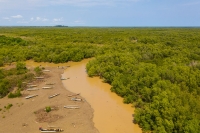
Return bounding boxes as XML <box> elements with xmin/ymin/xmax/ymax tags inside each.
<box><xmin>62</xmin><ymin>59</ymin><xmax>142</xmax><ymax>133</ymax></box>
<box><xmin>25</xmin><ymin>59</ymin><xmax>142</xmax><ymax>133</ymax></box>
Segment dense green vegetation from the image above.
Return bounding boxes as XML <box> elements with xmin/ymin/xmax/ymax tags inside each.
<box><xmin>0</xmin><ymin>27</ymin><xmax>97</xmax><ymax>65</ymax></box>
<box><xmin>86</xmin><ymin>28</ymin><xmax>200</xmax><ymax>133</ymax></box>
<box><xmin>0</xmin><ymin>62</ymin><xmax>34</xmax><ymax>98</ymax></box>
<box><xmin>7</xmin><ymin>90</ymin><xmax>22</xmax><ymax>98</ymax></box>
<box><xmin>0</xmin><ymin>27</ymin><xmax>200</xmax><ymax>132</ymax></box>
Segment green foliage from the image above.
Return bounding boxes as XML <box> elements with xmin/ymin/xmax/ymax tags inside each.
<box><xmin>8</xmin><ymin>90</ymin><xmax>22</xmax><ymax>98</ymax></box>
<box><xmin>16</xmin><ymin>62</ymin><xmax>27</xmax><ymax>74</ymax></box>
<box><xmin>0</xmin><ymin>69</ymin><xmax>5</xmax><ymax>79</ymax></box>
<box><xmin>0</xmin><ymin>79</ymin><xmax>10</xmax><ymax>98</ymax></box>
<box><xmin>0</xmin><ymin>35</ymin><xmax>27</xmax><ymax>46</ymax></box>
<box><xmin>34</xmin><ymin>66</ymin><xmax>42</xmax><ymax>76</ymax></box>
<box><xmin>84</xmin><ymin>28</ymin><xmax>200</xmax><ymax>132</ymax></box>
<box><xmin>0</xmin><ymin>64</ymin><xmax>34</xmax><ymax>98</ymax></box>
<box><xmin>45</xmin><ymin>106</ymin><xmax>51</xmax><ymax>113</ymax></box>
<box><xmin>5</xmin><ymin>103</ymin><xmax>13</xmax><ymax>110</ymax></box>
<box><xmin>17</xmin><ymin>80</ymin><xmax>22</xmax><ymax>88</ymax></box>
<box><xmin>0</xmin><ymin>60</ymin><xmax>3</xmax><ymax>67</ymax></box>
<box><xmin>1</xmin><ymin>27</ymin><xmax>200</xmax><ymax>132</ymax></box>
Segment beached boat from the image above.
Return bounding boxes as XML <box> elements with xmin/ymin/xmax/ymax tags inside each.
<box><xmin>39</xmin><ymin>127</ymin><xmax>63</xmax><ymax>132</ymax></box>
<box><xmin>42</xmin><ymin>86</ymin><xmax>53</xmax><ymax>89</ymax></box>
<box><xmin>64</xmin><ymin>105</ymin><xmax>80</xmax><ymax>109</ymax></box>
<box><xmin>25</xmin><ymin>94</ymin><xmax>38</xmax><ymax>99</ymax></box>
<box><xmin>43</xmin><ymin>70</ymin><xmax>50</xmax><ymax>72</ymax></box>
<box><xmin>68</xmin><ymin>93</ymin><xmax>80</xmax><ymax>97</ymax></box>
<box><xmin>60</xmin><ymin>77</ymin><xmax>70</xmax><ymax>80</ymax></box>
<box><xmin>28</xmin><ymin>85</ymin><xmax>37</xmax><ymax>88</ymax></box>
<box><xmin>27</xmin><ymin>88</ymin><xmax>39</xmax><ymax>91</ymax></box>
<box><xmin>60</xmin><ymin>78</ymin><xmax>66</xmax><ymax>80</ymax></box>
<box><xmin>49</xmin><ymin>93</ymin><xmax>60</xmax><ymax>99</ymax></box>
<box><xmin>71</xmin><ymin>97</ymin><xmax>82</xmax><ymax>101</ymax></box>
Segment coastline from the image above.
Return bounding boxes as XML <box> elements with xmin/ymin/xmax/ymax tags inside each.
<box><xmin>0</xmin><ymin>65</ymin><xmax>99</xmax><ymax>133</ymax></box>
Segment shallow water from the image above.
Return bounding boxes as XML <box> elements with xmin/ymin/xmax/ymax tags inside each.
<box><xmin>62</xmin><ymin>59</ymin><xmax>141</xmax><ymax>133</ymax></box>
<box><xmin>25</xmin><ymin>59</ymin><xmax>141</xmax><ymax>133</ymax></box>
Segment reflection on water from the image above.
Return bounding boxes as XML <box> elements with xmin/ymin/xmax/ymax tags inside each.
<box><xmin>62</xmin><ymin>59</ymin><xmax>142</xmax><ymax>133</ymax></box>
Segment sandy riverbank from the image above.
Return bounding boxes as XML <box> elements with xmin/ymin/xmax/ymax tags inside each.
<box><xmin>0</xmin><ymin>66</ymin><xmax>99</xmax><ymax>133</ymax></box>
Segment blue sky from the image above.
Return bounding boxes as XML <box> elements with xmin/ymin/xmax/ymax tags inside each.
<box><xmin>0</xmin><ymin>0</ymin><xmax>200</xmax><ymax>26</ymax></box>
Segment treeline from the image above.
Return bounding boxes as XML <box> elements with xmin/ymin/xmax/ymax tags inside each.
<box><xmin>0</xmin><ymin>28</ymin><xmax>98</xmax><ymax>66</ymax></box>
<box><xmin>0</xmin><ymin>27</ymin><xmax>200</xmax><ymax>132</ymax></box>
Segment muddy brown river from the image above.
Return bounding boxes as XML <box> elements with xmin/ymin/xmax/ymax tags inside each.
<box><xmin>25</xmin><ymin>59</ymin><xmax>141</xmax><ymax>133</ymax></box>
<box><xmin>62</xmin><ymin>59</ymin><xmax>141</xmax><ymax>133</ymax></box>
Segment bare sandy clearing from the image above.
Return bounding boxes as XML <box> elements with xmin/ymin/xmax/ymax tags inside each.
<box><xmin>0</xmin><ymin>66</ymin><xmax>98</xmax><ymax>133</ymax></box>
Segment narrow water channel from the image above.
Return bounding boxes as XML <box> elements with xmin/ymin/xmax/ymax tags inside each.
<box><xmin>62</xmin><ymin>59</ymin><xmax>142</xmax><ymax>133</ymax></box>
<box><xmin>25</xmin><ymin>59</ymin><xmax>141</xmax><ymax>133</ymax></box>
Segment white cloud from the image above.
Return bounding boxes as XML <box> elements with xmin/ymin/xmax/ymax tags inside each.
<box><xmin>36</xmin><ymin>17</ymin><xmax>41</xmax><ymax>21</ymax></box>
<box><xmin>1</xmin><ymin>15</ymin><xmax>22</xmax><ymax>21</ymax></box>
<box><xmin>11</xmin><ymin>15</ymin><xmax>23</xmax><ymax>18</ymax></box>
<box><xmin>53</xmin><ymin>18</ymin><xmax>63</xmax><ymax>22</ymax></box>
<box><xmin>29</xmin><ymin>17</ymin><xmax>49</xmax><ymax>22</ymax></box>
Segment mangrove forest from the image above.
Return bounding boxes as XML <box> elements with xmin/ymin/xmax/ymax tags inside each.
<box><xmin>0</xmin><ymin>27</ymin><xmax>200</xmax><ymax>132</ymax></box>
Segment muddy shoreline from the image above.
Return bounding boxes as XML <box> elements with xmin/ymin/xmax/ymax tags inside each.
<box><xmin>0</xmin><ymin>59</ymin><xmax>142</xmax><ymax>133</ymax></box>
<box><xmin>0</xmin><ymin>65</ymin><xmax>99</xmax><ymax>133</ymax></box>
<box><xmin>62</xmin><ymin>59</ymin><xmax>142</xmax><ymax>133</ymax></box>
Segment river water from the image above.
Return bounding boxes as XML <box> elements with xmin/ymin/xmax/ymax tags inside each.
<box><xmin>25</xmin><ymin>59</ymin><xmax>141</xmax><ymax>133</ymax></box>
<box><xmin>62</xmin><ymin>59</ymin><xmax>141</xmax><ymax>133</ymax></box>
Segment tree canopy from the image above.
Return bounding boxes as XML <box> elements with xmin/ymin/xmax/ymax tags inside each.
<box><xmin>0</xmin><ymin>27</ymin><xmax>200</xmax><ymax>132</ymax></box>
